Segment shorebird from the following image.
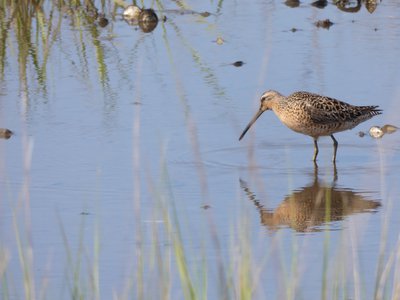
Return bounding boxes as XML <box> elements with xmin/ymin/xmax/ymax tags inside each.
<box><xmin>239</xmin><ymin>90</ymin><xmax>381</xmax><ymax>162</ymax></box>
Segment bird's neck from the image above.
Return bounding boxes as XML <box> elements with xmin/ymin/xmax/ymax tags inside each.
<box><xmin>270</xmin><ymin>93</ymin><xmax>286</xmax><ymax>111</ymax></box>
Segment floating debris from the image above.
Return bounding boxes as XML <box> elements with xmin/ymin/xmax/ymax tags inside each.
<box><xmin>369</xmin><ymin>126</ymin><xmax>384</xmax><ymax>139</ymax></box>
<box><xmin>232</xmin><ymin>61</ymin><xmax>245</xmax><ymax>67</ymax></box>
<box><xmin>215</xmin><ymin>37</ymin><xmax>225</xmax><ymax>45</ymax></box>
<box><xmin>284</xmin><ymin>0</ymin><xmax>300</xmax><ymax>8</ymax></box>
<box><xmin>123</xmin><ymin>5</ymin><xmax>142</xmax><ymax>20</ymax></box>
<box><xmin>138</xmin><ymin>9</ymin><xmax>159</xmax><ymax>32</ymax></box>
<box><xmin>139</xmin><ymin>8</ymin><xmax>158</xmax><ymax>23</ymax></box>
<box><xmin>335</xmin><ymin>0</ymin><xmax>362</xmax><ymax>13</ymax></box>
<box><xmin>381</xmin><ymin>124</ymin><xmax>398</xmax><ymax>134</ymax></box>
<box><xmin>0</xmin><ymin>128</ymin><xmax>12</xmax><ymax>139</ymax></box>
<box><xmin>123</xmin><ymin>6</ymin><xmax>159</xmax><ymax>32</ymax></box>
<box><xmin>311</xmin><ymin>0</ymin><xmax>328</xmax><ymax>9</ymax></box>
<box><xmin>138</xmin><ymin>21</ymin><xmax>157</xmax><ymax>32</ymax></box>
<box><xmin>368</xmin><ymin>124</ymin><xmax>398</xmax><ymax>139</ymax></box>
<box><xmin>284</xmin><ymin>28</ymin><xmax>303</xmax><ymax>33</ymax></box>
<box><xmin>200</xmin><ymin>11</ymin><xmax>211</xmax><ymax>17</ymax></box>
<box><xmin>315</xmin><ymin>19</ymin><xmax>334</xmax><ymax>29</ymax></box>
<box><xmin>366</xmin><ymin>0</ymin><xmax>379</xmax><ymax>13</ymax></box>
<box><xmin>97</xmin><ymin>14</ymin><xmax>109</xmax><ymax>27</ymax></box>
<box><xmin>201</xmin><ymin>204</ymin><xmax>211</xmax><ymax>210</ymax></box>
<box><xmin>359</xmin><ymin>124</ymin><xmax>397</xmax><ymax>139</ymax></box>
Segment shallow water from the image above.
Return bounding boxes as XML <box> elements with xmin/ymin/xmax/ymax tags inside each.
<box><xmin>0</xmin><ymin>0</ymin><xmax>400</xmax><ymax>299</ymax></box>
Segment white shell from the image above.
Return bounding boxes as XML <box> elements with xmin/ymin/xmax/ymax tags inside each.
<box><xmin>123</xmin><ymin>5</ymin><xmax>142</xmax><ymax>19</ymax></box>
<box><xmin>369</xmin><ymin>126</ymin><xmax>384</xmax><ymax>139</ymax></box>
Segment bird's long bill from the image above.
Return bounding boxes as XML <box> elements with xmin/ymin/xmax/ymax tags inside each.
<box><xmin>239</xmin><ymin>109</ymin><xmax>264</xmax><ymax>141</ymax></box>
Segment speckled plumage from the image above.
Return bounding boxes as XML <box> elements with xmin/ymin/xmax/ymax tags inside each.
<box><xmin>239</xmin><ymin>90</ymin><xmax>382</xmax><ymax>162</ymax></box>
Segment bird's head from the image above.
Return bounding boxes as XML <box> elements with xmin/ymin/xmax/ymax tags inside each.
<box><xmin>238</xmin><ymin>90</ymin><xmax>281</xmax><ymax>141</ymax></box>
<box><xmin>259</xmin><ymin>90</ymin><xmax>282</xmax><ymax>111</ymax></box>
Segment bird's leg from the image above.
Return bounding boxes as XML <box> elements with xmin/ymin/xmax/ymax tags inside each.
<box><xmin>313</xmin><ymin>138</ymin><xmax>319</xmax><ymax>162</ymax></box>
<box><xmin>333</xmin><ymin>161</ymin><xmax>338</xmax><ymax>182</ymax></box>
<box><xmin>313</xmin><ymin>160</ymin><xmax>319</xmax><ymax>178</ymax></box>
<box><xmin>330</xmin><ymin>135</ymin><xmax>338</xmax><ymax>163</ymax></box>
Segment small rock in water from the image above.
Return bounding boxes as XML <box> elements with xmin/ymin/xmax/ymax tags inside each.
<box><xmin>358</xmin><ymin>131</ymin><xmax>365</xmax><ymax>138</ymax></box>
<box><xmin>369</xmin><ymin>126</ymin><xmax>384</xmax><ymax>139</ymax></box>
<box><xmin>291</xmin><ymin>27</ymin><xmax>298</xmax><ymax>32</ymax></box>
<box><xmin>232</xmin><ymin>61</ymin><xmax>245</xmax><ymax>67</ymax></box>
<box><xmin>0</xmin><ymin>128</ymin><xmax>12</xmax><ymax>139</ymax></box>
<box><xmin>315</xmin><ymin>19</ymin><xmax>334</xmax><ymax>29</ymax></box>
<box><xmin>381</xmin><ymin>124</ymin><xmax>398</xmax><ymax>134</ymax></box>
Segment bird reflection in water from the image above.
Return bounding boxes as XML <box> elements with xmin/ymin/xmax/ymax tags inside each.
<box><xmin>240</xmin><ymin>165</ymin><xmax>380</xmax><ymax>232</ymax></box>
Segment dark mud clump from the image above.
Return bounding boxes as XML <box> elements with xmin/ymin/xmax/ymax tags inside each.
<box><xmin>284</xmin><ymin>0</ymin><xmax>300</xmax><ymax>8</ymax></box>
<box><xmin>311</xmin><ymin>0</ymin><xmax>328</xmax><ymax>9</ymax></box>
<box><xmin>314</xmin><ymin>19</ymin><xmax>334</xmax><ymax>29</ymax></box>
<box><xmin>232</xmin><ymin>61</ymin><xmax>245</xmax><ymax>67</ymax></box>
<box><xmin>0</xmin><ymin>128</ymin><xmax>13</xmax><ymax>139</ymax></box>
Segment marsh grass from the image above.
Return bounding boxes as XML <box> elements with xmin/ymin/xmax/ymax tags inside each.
<box><xmin>4</xmin><ymin>114</ymin><xmax>400</xmax><ymax>299</ymax></box>
<box><xmin>0</xmin><ymin>0</ymin><xmax>112</xmax><ymax>99</ymax></box>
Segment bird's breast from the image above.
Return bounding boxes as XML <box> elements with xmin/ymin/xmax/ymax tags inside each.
<box><xmin>273</xmin><ymin>108</ymin><xmax>347</xmax><ymax>138</ymax></box>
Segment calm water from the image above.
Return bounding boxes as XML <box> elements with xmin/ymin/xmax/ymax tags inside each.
<box><xmin>1</xmin><ymin>1</ymin><xmax>400</xmax><ymax>299</ymax></box>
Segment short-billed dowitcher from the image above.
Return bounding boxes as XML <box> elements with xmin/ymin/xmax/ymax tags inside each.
<box><xmin>239</xmin><ymin>90</ymin><xmax>382</xmax><ymax>162</ymax></box>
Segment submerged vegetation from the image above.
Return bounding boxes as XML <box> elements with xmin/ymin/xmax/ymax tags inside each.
<box><xmin>0</xmin><ymin>0</ymin><xmax>398</xmax><ymax>299</ymax></box>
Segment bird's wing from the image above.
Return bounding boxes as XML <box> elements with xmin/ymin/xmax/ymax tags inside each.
<box><xmin>292</xmin><ymin>92</ymin><xmax>370</xmax><ymax>125</ymax></box>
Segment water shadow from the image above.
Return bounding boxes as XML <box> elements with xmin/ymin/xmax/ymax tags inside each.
<box><xmin>240</xmin><ymin>164</ymin><xmax>381</xmax><ymax>232</ymax></box>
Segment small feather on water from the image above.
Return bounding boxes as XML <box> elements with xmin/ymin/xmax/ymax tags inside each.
<box><xmin>381</xmin><ymin>124</ymin><xmax>398</xmax><ymax>134</ymax></box>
